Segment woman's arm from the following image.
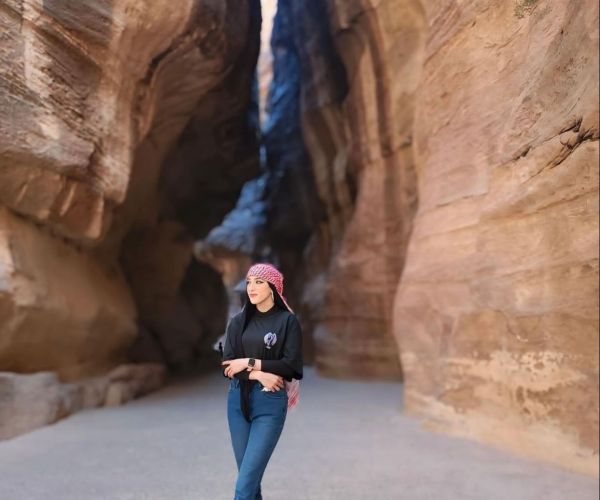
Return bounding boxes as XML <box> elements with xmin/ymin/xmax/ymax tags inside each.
<box><xmin>255</xmin><ymin>359</ymin><xmax>295</xmax><ymax>379</ymax></box>
<box><xmin>250</xmin><ymin>359</ymin><xmax>294</xmax><ymax>380</ymax></box>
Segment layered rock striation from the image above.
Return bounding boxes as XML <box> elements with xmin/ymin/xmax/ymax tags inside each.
<box><xmin>393</xmin><ymin>0</ymin><xmax>599</xmax><ymax>476</ymax></box>
<box><xmin>0</xmin><ymin>0</ymin><xmax>261</xmax><ymax>437</ymax></box>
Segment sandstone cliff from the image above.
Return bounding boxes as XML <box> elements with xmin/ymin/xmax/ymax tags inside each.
<box><xmin>297</xmin><ymin>0</ymin><xmax>598</xmax><ymax>476</ymax></box>
<box><xmin>394</xmin><ymin>0</ymin><xmax>599</xmax><ymax>476</ymax></box>
<box><xmin>239</xmin><ymin>0</ymin><xmax>598</xmax><ymax>476</ymax></box>
<box><xmin>1</xmin><ymin>0</ymin><xmax>261</xmax><ymax>437</ymax></box>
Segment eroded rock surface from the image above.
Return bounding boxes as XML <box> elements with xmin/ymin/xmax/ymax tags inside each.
<box><xmin>0</xmin><ymin>363</ymin><xmax>165</xmax><ymax>439</ymax></box>
<box><xmin>265</xmin><ymin>0</ymin><xmax>598</xmax><ymax>476</ymax></box>
<box><xmin>392</xmin><ymin>0</ymin><xmax>599</xmax><ymax>476</ymax></box>
<box><xmin>1</xmin><ymin>0</ymin><xmax>261</xmax><ymax>436</ymax></box>
<box><xmin>254</xmin><ymin>0</ymin><xmax>423</xmax><ymax>378</ymax></box>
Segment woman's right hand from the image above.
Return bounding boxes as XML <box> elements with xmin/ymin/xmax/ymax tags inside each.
<box><xmin>257</xmin><ymin>371</ymin><xmax>285</xmax><ymax>391</ymax></box>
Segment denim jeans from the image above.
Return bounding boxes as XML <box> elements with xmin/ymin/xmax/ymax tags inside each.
<box><xmin>227</xmin><ymin>377</ymin><xmax>288</xmax><ymax>500</ymax></box>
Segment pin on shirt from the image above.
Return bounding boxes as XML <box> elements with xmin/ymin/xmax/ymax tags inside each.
<box><xmin>263</xmin><ymin>332</ymin><xmax>277</xmax><ymax>349</ymax></box>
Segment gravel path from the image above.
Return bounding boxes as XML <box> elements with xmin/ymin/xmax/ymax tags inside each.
<box><xmin>0</xmin><ymin>366</ymin><xmax>597</xmax><ymax>500</ymax></box>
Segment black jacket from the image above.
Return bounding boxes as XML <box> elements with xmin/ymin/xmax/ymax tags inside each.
<box><xmin>221</xmin><ymin>304</ymin><xmax>303</xmax><ymax>421</ymax></box>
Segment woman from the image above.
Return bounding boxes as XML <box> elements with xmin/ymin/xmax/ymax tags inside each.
<box><xmin>221</xmin><ymin>262</ymin><xmax>303</xmax><ymax>500</ymax></box>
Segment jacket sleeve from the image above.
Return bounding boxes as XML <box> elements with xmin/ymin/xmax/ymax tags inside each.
<box><xmin>260</xmin><ymin>359</ymin><xmax>295</xmax><ymax>380</ymax></box>
<box><xmin>261</xmin><ymin>314</ymin><xmax>303</xmax><ymax>381</ymax></box>
<box><xmin>222</xmin><ymin>317</ymin><xmax>250</xmax><ymax>380</ymax></box>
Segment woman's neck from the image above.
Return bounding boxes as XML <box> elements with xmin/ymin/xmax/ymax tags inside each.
<box><xmin>256</xmin><ymin>302</ymin><xmax>275</xmax><ymax>314</ymax></box>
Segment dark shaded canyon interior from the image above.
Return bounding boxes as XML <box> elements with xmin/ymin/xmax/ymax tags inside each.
<box><xmin>124</xmin><ymin>0</ymin><xmax>404</xmax><ymax>380</ymax></box>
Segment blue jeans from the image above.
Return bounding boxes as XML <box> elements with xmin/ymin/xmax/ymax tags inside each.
<box><xmin>227</xmin><ymin>377</ymin><xmax>288</xmax><ymax>500</ymax></box>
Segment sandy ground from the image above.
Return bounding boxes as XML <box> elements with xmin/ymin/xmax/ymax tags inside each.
<box><xmin>0</xmin><ymin>366</ymin><xmax>597</xmax><ymax>500</ymax></box>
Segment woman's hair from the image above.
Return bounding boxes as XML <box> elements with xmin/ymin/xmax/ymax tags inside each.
<box><xmin>241</xmin><ymin>282</ymin><xmax>289</xmax><ymax>331</ymax></box>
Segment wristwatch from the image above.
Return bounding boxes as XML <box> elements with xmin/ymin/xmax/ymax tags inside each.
<box><xmin>247</xmin><ymin>358</ymin><xmax>256</xmax><ymax>371</ymax></box>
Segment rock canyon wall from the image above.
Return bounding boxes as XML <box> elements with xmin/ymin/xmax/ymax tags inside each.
<box><xmin>203</xmin><ymin>0</ymin><xmax>598</xmax><ymax>474</ymax></box>
<box><xmin>1</xmin><ymin>0</ymin><xmax>261</xmax><ymax>437</ymax></box>
<box><xmin>293</xmin><ymin>0</ymin><xmax>598</xmax><ymax>476</ymax></box>
<box><xmin>299</xmin><ymin>0</ymin><xmax>425</xmax><ymax>380</ymax></box>
<box><xmin>393</xmin><ymin>0</ymin><xmax>599</xmax><ymax>476</ymax></box>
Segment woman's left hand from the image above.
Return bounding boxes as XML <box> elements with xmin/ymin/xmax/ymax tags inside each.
<box><xmin>222</xmin><ymin>359</ymin><xmax>248</xmax><ymax>378</ymax></box>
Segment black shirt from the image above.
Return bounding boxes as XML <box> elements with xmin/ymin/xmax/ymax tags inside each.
<box><xmin>222</xmin><ymin>304</ymin><xmax>303</xmax><ymax>422</ymax></box>
<box><xmin>222</xmin><ymin>304</ymin><xmax>303</xmax><ymax>384</ymax></box>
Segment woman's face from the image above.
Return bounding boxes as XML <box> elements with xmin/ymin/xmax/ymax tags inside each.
<box><xmin>246</xmin><ymin>275</ymin><xmax>272</xmax><ymax>305</ymax></box>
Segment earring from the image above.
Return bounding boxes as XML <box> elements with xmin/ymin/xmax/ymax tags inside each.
<box><xmin>271</xmin><ymin>290</ymin><xmax>274</xmax><ymax>302</ymax></box>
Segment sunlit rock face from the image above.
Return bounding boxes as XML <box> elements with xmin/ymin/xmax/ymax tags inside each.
<box><xmin>273</xmin><ymin>0</ymin><xmax>598</xmax><ymax>476</ymax></box>
<box><xmin>0</xmin><ymin>207</ymin><xmax>137</xmax><ymax>380</ymax></box>
<box><xmin>0</xmin><ymin>0</ymin><xmax>261</xmax><ymax>403</ymax></box>
<box><xmin>390</xmin><ymin>1</ymin><xmax>599</xmax><ymax>476</ymax></box>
